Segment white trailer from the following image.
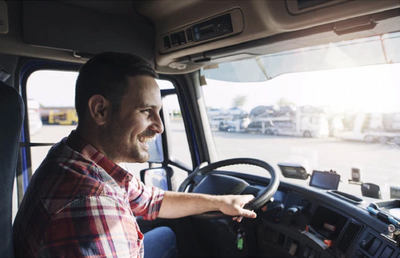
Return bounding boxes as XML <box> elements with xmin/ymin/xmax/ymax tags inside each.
<box><xmin>248</xmin><ymin>107</ymin><xmax>329</xmax><ymax>138</ymax></box>
<box><xmin>339</xmin><ymin>112</ymin><xmax>400</xmax><ymax>144</ymax></box>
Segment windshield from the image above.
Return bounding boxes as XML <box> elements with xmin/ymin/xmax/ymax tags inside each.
<box><xmin>201</xmin><ymin>31</ymin><xmax>400</xmax><ymax>200</ymax></box>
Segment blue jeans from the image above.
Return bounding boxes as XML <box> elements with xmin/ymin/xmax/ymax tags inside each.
<box><xmin>144</xmin><ymin>226</ymin><xmax>177</xmax><ymax>258</ymax></box>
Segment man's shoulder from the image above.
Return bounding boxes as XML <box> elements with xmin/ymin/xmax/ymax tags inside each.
<box><xmin>26</xmin><ymin>141</ymin><xmax>110</xmax><ymax>213</ymax></box>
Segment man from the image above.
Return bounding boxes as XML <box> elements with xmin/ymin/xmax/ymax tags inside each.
<box><xmin>13</xmin><ymin>52</ymin><xmax>256</xmax><ymax>257</ymax></box>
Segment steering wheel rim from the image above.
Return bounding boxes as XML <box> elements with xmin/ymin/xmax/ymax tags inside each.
<box><xmin>178</xmin><ymin>158</ymin><xmax>280</xmax><ymax>216</ymax></box>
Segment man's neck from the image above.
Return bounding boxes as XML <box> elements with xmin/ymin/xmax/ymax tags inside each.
<box><xmin>75</xmin><ymin>125</ymin><xmax>105</xmax><ymax>156</ymax></box>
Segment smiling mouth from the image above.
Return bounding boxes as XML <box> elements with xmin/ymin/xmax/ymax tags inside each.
<box><xmin>138</xmin><ymin>135</ymin><xmax>156</xmax><ymax>144</ymax></box>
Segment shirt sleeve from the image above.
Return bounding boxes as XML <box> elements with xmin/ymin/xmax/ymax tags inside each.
<box><xmin>128</xmin><ymin>177</ymin><xmax>164</xmax><ymax>220</ymax></box>
<box><xmin>40</xmin><ymin>196</ymin><xmax>142</xmax><ymax>258</ymax></box>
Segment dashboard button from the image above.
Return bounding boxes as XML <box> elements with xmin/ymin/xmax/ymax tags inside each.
<box><xmin>170</xmin><ymin>33</ymin><xmax>179</xmax><ymax>47</ymax></box>
<box><xmin>163</xmin><ymin>36</ymin><xmax>171</xmax><ymax>49</ymax></box>
<box><xmin>379</xmin><ymin>246</ymin><xmax>394</xmax><ymax>258</ymax></box>
<box><xmin>302</xmin><ymin>246</ymin><xmax>311</xmax><ymax>258</ymax></box>
<box><xmin>368</xmin><ymin>238</ymin><xmax>382</xmax><ymax>256</ymax></box>
<box><xmin>309</xmin><ymin>250</ymin><xmax>317</xmax><ymax>258</ymax></box>
<box><xmin>360</xmin><ymin>233</ymin><xmax>374</xmax><ymax>250</ymax></box>
<box><xmin>288</xmin><ymin>243</ymin><xmax>298</xmax><ymax>256</ymax></box>
<box><xmin>178</xmin><ymin>31</ymin><xmax>186</xmax><ymax>45</ymax></box>
<box><xmin>186</xmin><ymin>29</ymin><xmax>193</xmax><ymax>42</ymax></box>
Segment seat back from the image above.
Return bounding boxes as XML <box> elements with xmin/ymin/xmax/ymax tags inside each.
<box><xmin>0</xmin><ymin>81</ymin><xmax>24</xmax><ymax>257</ymax></box>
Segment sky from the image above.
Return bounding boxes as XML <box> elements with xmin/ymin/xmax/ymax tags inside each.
<box><xmin>27</xmin><ymin>63</ymin><xmax>400</xmax><ymax>115</ymax></box>
<box><xmin>202</xmin><ymin>63</ymin><xmax>400</xmax><ymax>114</ymax></box>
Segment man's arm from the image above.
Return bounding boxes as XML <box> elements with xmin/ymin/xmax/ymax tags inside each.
<box><xmin>158</xmin><ymin>191</ymin><xmax>257</xmax><ymax>221</ymax></box>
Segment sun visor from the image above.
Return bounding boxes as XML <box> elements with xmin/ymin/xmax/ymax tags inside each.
<box><xmin>201</xmin><ymin>31</ymin><xmax>400</xmax><ymax>82</ymax></box>
<box><xmin>22</xmin><ymin>1</ymin><xmax>155</xmax><ymax>61</ymax></box>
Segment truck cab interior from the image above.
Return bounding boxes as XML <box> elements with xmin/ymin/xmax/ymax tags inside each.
<box><xmin>1</xmin><ymin>1</ymin><xmax>400</xmax><ymax>257</ymax></box>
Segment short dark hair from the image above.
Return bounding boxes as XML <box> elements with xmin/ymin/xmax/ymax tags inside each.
<box><xmin>75</xmin><ymin>52</ymin><xmax>158</xmax><ymax>121</ymax></box>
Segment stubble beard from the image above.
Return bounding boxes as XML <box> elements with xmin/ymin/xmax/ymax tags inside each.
<box><xmin>100</xmin><ymin>117</ymin><xmax>149</xmax><ymax>164</ymax></box>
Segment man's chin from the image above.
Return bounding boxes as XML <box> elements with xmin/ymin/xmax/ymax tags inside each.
<box><xmin>131</xmin><ymin>152</ymin><xmax>150</xmax><ymax>163</ymax></box>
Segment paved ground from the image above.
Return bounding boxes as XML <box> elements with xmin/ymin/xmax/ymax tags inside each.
<box><xmin>30</xmin><ymin>123</ymin><xmax>400</xmax><ymax>200</ymax></box>
<box><xmin>210</xmin><ymin>130</ymin><xmax>400</xmax><ymax>199</ymax></box>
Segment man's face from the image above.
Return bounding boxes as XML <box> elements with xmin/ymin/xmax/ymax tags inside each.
<box><xmin>100</xmin><ymin>76</ymin><xmax>164</xmax><ymax>163</ymax></box>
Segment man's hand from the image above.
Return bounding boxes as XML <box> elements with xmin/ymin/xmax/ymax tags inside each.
<box><xmin>217</xmin><ymin>194</ymin><xmax>257</xmax><ymax>222</ymax></box>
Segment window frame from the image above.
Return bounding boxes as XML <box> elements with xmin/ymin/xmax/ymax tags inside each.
<box><xmin>17</xmin><ymin>59</ymin><xmax>81</xmax><ymax>201</ymax></box>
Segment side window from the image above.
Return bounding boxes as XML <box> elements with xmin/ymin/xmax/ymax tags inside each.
<box><xmin>27</xmin><ymin>70</ymin><xmax>79</xmax><ymax>174</ymax></box>
<box><xmin>163</xmin><ymin>94</ymin><xmax>192</xmax><ymax>166</ymax></box>
<box><xmin>26</xmin><ymin>70</ymin><xmax>191</xmax><ymax>188</ymax></box>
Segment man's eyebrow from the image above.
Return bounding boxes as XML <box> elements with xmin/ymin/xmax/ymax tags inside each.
<box><xmin>139</xmin><ymin>104</ymin><xmax>162</xmax><ymax>109</ymax></box>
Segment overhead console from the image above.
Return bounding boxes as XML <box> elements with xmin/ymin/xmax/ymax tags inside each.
<box><xmin>157</xmin><ymin>8</ymin><xmax>244</xmax><ymax>54</ymax></box>
<box><xmin>138</xmin><ymin>0</ymin><xmax>400</xmax><ymax>73</ymax></box>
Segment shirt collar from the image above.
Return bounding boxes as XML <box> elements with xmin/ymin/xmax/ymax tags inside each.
<box><xmin>66</xmin><ymin>130</ymin><xmax>133</xmax><ymax>185</ymax></box>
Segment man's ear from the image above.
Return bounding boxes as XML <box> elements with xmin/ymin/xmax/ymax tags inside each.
<box><xmin>87</xmin><ymin>94</ymin><xmax>109</xmax><ymax>125</ymax></box>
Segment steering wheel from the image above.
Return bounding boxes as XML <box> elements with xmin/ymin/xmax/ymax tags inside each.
<box><xmin>178</xmin><ymin>158</ymin><xmax>280</xmax><ymax>219</ymax></box>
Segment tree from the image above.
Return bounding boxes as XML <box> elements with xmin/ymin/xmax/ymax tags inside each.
<box><xmin>277</xmin><ymin>97</ymin><xmax>295</xmax><ymax>108</ymax></box>
<box><xmin>232</xmin><ymin>95</ymin><xmax>247</xmax><ymax>107</ymax></box>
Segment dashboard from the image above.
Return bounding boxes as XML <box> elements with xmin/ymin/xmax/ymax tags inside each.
<box><xmin>192</xmin><ymin>172</ymin><xmax>400</xmax><ymax>258</ymax></box>
<box><xmin>257</xmin><ymin>182</ymin><xmax>399</xmax><ymax>258</ymax></box>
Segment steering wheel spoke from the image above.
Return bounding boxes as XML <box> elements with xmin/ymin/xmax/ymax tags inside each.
<box><xmin>192</xmin><ymin>173</ymin><xmax>205</xmax><ymax>184</ymax></box>
<box><xmin>178</xmin><ymin>158</ymin><xmax>280</xmax><ymax>219</ymax></box>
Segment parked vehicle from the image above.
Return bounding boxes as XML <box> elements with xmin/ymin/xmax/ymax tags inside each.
<box><xmin>249</xmin><ymin>106</ymin><xmax>329</xmax><ymax>137</ymax></box>
<box><xmin>207</xmin><ymin>107</ymin><xmax>228</xmax><ymax>117</ymax></box>
<box><xmin>208</xmin><ymin>108</ymin><xmax>249</xmax><ymax>131</ymax></box>
<box><xmin>218</xmin><ymin>116</ymin><xmax>250</xmax><ymax>132</ymax></box>
<box><xmin>48</xmin><ymin>109</ymin><xmax>78</xmax><ymax>125</ymax></box>
<box><xmin>339</xmin><ymin>112</ymin><xmax>400</xmax><ymax>144</ymax></box>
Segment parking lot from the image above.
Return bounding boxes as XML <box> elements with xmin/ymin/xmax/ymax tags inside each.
<box><xmin>30</xmin><ymin>123</ymin><xmax>400</xmax><ymax>200</ymax></box>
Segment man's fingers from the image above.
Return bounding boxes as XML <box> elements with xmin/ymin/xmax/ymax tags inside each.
<box><xmin>221</xmin><ymin>195</ymin><xmax>257</xmax><ymax>220</ymax></box>
<box><xmin>237</xmin><ymin>195</ymin><xmax>256</xmax><ymax>219</ymax></box>
<box><xmin>240</xmin><ymin>209</ymin><xmax>257</xmax><ymax>219</ymax></box>
<box><xmin>233</xmin><ymin>208</ymin><xmax>256</xmax><ymax>221</ymax></box>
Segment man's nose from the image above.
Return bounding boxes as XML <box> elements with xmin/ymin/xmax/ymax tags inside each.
<box><xmin>150</xmin><ymin>114</ymin><xmax>164</xmax><ymax>134</ymax></box>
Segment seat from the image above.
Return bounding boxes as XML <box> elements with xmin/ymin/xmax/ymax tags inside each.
<box><xmin>0</xmin><ymin>81</ymin><xmax>24</xmax><ymax>257</ymax></box>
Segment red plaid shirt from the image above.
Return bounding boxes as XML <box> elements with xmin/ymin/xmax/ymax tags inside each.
<box><xmin>13</xmin><ymin>131</ymin><xmax>164</xmax><ymax>258</ymax></box>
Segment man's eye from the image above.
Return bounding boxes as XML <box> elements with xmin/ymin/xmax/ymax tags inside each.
<box><xmin>141</xmin><ymin>109</ymin><xmax>151</xmax><ymax>114</ymax></box>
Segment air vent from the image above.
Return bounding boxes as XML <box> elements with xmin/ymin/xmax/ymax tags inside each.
<box><xmin>298</xmin><ymin>0</ymin><xmax>332</xmax><ymax>9</ymax></box>
<box><xmin>336</xmin><ymin>220</ymin><xmax>362</xmax><ymax>255</ymax></box>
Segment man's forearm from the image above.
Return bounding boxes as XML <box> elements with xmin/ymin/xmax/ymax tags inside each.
<box><xmin>158</xmin><ymin>191</ymin><xmax>219</xmax><ymax>218</ymax></box>
<box><xmin>157</xmin><ymin>191</ymin><xmax>256</xmax><ymax>219</ymax></box>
